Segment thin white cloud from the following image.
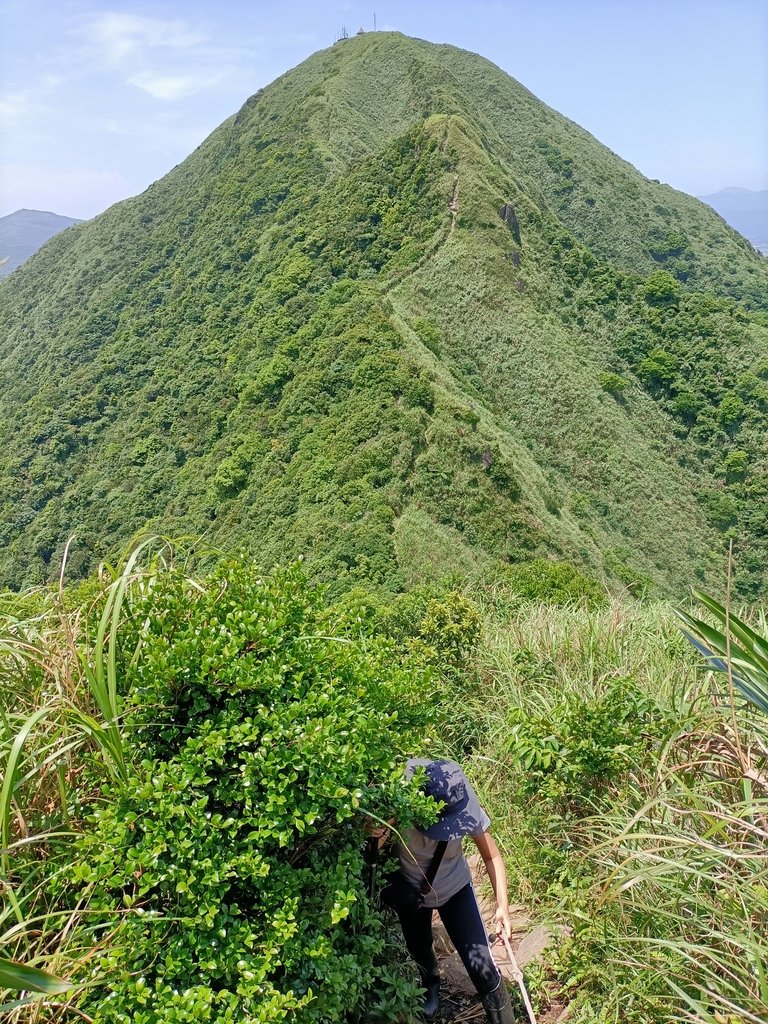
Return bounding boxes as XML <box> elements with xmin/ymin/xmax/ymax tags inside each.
<box><xmin>0</xmin><ymin>90</ymin><xmax>34</xmax><ymax>125</ymax></box>
<box><xmin>98</xmin><ymin>113</ymin><xmax>216</xmax><ymax>155</ymax></box>
<box><xmin>83</xmin><ymin>12</ymin><xmax>205</xmax><ymax>65</ymax></box>
<box><xmin>0</xmin><ymin>76</ymin><xmax>71</xmax><ymax>129</ymax></box>
<box><xmin>72</xmin><ymin>10</ymin><xmax>246</xmax><ymax>103</ymax></box>
<box><xmin>128</xmin><ymin>70</ymin><xmax>226</xmax><ymax>101</ymax></box>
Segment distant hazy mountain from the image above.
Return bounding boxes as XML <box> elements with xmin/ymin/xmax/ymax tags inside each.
<box><xmin>0</xmin><ymin>209</ymin><xmax>81</xmax><ymax>277</ymax></box>
<box><xmin>699</xmin><ymin>188</ymin><xmax>768</xmax><ymax>254</ymax></box>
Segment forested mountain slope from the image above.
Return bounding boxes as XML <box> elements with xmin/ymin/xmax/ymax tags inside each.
<box><xmin>1</xmin><ymin>32</ymin><xmax>767</xmax><ymax>595</ymax></box>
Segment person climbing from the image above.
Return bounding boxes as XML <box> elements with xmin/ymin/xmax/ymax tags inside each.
<box><xmin>379</xmin><ymin>758</ymin><xmax>516</xmax><ymax>1023</ymax></box>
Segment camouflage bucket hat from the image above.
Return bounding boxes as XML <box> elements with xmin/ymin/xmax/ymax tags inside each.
<box><xmin>406</xmin><ymin>758</ymin><xmax>485</xmax><ymax>840</ymax></box>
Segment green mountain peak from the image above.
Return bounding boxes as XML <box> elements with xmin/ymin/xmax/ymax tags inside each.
<box><xmin>1</xmin><ymin>32</ymin><xmax>766</xmax><ymax>595</ymax></box>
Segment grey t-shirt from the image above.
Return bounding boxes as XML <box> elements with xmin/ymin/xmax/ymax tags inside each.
<box><xmin>397</xmin><ymin>809</ymin><xmax>491</xmax><ymax>908</ymax></box>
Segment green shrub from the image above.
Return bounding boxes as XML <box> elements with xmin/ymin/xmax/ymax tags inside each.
<box><xmin>700</xmin><ymin>489</ymin><xmax>739</xmax><ymax>530</ymax></box>
<box><xmin>636</xmin><ymin>346</ymin><xmax>679</xmax><ymax>388</ymax></box>
<box><xmin>417</xmin><ymin>592</ymin><xmax>482</xmax><ymax>667</ymax></box>
<box><xmin>648</xmin><ymin>229</ymin><xmax>688</xmax><ymax>262</ymax></box>
<box><xmin>598</xmin><ymin>371</ymin><xmax>627</xmax><ymax>395</ymax></box>
<box><xmin>505</xmin><ymin>678</ymin><xmax>660</xmax><ymax>808</ymax></box>
<box><xmin>722</xmin><ymin>449</ymin><xmax>749</xmax><ymax>481</ymax></box>
<box><xmin>380</xmin><ymin>586</ymin><xmax>482</xmax><ymax>669</ymax></box>
<box><xmin>670</xmin><ymin>389</ymin><xmax>702</xmax><ymax>422</ymax></box>
<box><xmin>55</xmin><ymin>560</ymin><xmax>437</xmax><ymax>1023</ymax></box>
<box><xmin>642</xmin><ymin>270</ymin><xmax>681</xmax><ymax>305</ymax></box>
<box><xmin>716</xmin><ymin>392</ymin><xmax>746</xmax><ymax>431</ymax></box>
<box><xmin>499</xmin><ymin>559</ymin><xmax>606</xmax><ymax>609</ymax></box>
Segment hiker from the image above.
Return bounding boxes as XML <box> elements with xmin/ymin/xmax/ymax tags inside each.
<box><xmin>376</xmin><ymin>758</ymin><xmax>515</xmax><ymax>1023</ymax></box>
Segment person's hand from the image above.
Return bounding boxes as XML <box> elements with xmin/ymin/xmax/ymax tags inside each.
<box><xmin>362</xmin><ymin>816</ymin><xmax>393</xmax><ymax>847</ymax></box>
<box><xmin>495</xmin><ymin>905</ymin><xmax>512</xmax><ymax>940</ymax></box>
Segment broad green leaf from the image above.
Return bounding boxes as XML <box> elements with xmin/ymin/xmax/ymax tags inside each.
<box><xmin>0</xmin><ymin>957</ymin><xmax>71</xmax><ymax>995</ymax></box>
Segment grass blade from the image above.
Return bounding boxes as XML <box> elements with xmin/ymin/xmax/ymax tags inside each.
<box><xmin>0</xmin><ymin>956</ymin><xmax>71</xmax><ymax>994</ymax></box>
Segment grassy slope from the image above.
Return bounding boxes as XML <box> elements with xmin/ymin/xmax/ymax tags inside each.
<box><xmin>0</xmin><ymin>32</ymin><xmax>766</xmax><ymax>593</ymax></box>
<box><xmin>387</xmin><ymin>114</ymin><xmax>716</xmax><ymax>595</ymax></box>
<box><xmin>302</xmin><ymin>34</ymin><xmax>768</xmax><ymax>304</ymax></box>
<box><xmin>430</xmin><ymin>43</ymin><xmax>767</xmax><ymax>302</ymax></box>
<box><xmin>459</xmin><ymin>592</ymin><xmax>768</xmax><ymax>1023</ymax></box>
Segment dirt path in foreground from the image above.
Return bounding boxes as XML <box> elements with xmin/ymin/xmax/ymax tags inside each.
<box><xmin>429</xmin><ymin>855</ymin><xmax>571</xmax><ymax>1023</ymax></box>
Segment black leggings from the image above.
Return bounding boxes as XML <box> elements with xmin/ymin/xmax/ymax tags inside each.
<box><xmin>397</xmin><ymin>883</ymin><xmax>501</xmax><ymax>996</ymax></box>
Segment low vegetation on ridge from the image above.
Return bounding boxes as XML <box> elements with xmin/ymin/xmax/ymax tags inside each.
<box><xmin>1</xmin><ymin>540</ymin><xmax>767</xmax><ymax>1022</ymax></box>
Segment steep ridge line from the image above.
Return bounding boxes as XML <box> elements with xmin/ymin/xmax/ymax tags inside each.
<box><xmin>0</xmin><ymin>31</ymin><xmax>766</xmax><ymax>595</ymax></box>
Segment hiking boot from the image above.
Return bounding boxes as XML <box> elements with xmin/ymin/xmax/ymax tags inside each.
<box><xmin>481</xmin><ymin>979</ymin><xmax>515</xmax><ymax>1024</ymax></box>
<box><xmin>421</xmin><ymin>972</ymin><xmax>440</xmax><ymax>1019</ymax></box>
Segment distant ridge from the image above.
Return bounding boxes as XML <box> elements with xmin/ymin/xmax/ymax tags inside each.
<box><xmin>699</xmin><ymin>188</ymin><xmax>768</xmax><ymax>254</ymax></box>
<box><xmin>0</xmin><ymin>209</ymin><xmax>82</xmax><ymax>277</ymax></box>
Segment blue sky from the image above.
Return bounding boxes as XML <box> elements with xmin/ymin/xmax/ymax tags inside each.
<box><xmin>1</xmin><ymin>0</ymin><xmax>766</xmax><ymax>219</ymax></box>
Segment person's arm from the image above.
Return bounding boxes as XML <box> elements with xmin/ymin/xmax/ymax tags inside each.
<box><xmin>470</xmin><ymin>829</ymin><xmax>512</xmax><ymax>938</ymax></box>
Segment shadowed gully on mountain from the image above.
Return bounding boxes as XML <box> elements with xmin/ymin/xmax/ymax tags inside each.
<box><xmin>0</xmin><ymin>32</ymin><xmax>767</xmax><ymax>595</ymax></box>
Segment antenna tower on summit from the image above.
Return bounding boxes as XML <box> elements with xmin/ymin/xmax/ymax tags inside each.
<box><xmin>373</xmin><ymin>12</ymin><xmax>376</xmax><ymax>30</ymax></box>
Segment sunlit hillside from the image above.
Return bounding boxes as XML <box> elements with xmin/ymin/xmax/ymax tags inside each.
<box><xmin>0</xmin><ymin>33</ymin><xmax>766</xmax><ymax>598</ymax></box>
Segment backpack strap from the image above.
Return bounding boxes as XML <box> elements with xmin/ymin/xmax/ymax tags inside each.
<box><xmin>420</xmin><ymin>840</ymin><xmax>448</xmax><ymax>895</ymax></box>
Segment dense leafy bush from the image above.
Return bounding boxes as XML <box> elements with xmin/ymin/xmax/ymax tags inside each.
<box><xmin>331</xmin><ymin>583</ymin><xmax>485</xmax><ymax>671</ymax></box>
<box><xmin>496</xmin><ymin>559</ymin><xmax>606</xmax><ymax>609</ymax></box>
<box><xmin>597</xmin><ymin>371</ymin><xmax>627</xmax><ymax>395</ymax></box>
<box><xmin>504</xmin><ymin>678</ymin><xmax>660</xmax><ymax>809</ymax></box>
<box><xmin>417</xmin><ymin>593</ymin><xmax>482</xmax><ymax>667</ymax></box>
<box><xmin>642</xmin><ymin>269</ymin><xmax>681</xmax><ymax>305</ymax></box>
<box><xmin>52</xmin><ymin>560</ymin><xmax>438</xmax><ymax>1023</ymax></box>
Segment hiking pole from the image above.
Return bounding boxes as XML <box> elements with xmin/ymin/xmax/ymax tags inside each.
<box><xmin>499</xmin><ymin>931</ymin><xmax>538</xmax><ymax>1024</ymax></box>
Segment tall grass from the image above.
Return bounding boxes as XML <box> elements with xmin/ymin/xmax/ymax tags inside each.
<box><xmin>0</xmin><ymin>538</ymin><xmax>177</xmax><ymax>1017</ymax></box>
<box><xmin>590</xmin><ymin>761</ymin><xmax>768</xmax><ymax>1023</ymax></box>
<box><xmin>465</xmin><ymin>595</ymin><xmax>768</xmax><ymax>1023</ymax></box>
